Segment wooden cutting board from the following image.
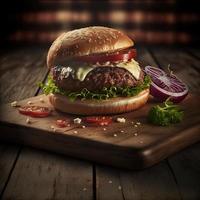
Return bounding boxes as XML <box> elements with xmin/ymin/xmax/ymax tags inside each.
<box><xmin>0</xmin><ymin>94</ymin><xmax>199</xmax><ymax>169</ymax></box>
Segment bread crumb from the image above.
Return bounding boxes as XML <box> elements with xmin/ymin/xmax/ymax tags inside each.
<box><xmin>39</xmin><ymin>98</ymin><xmax>44</xmax><ymax>103</ymax></box>
<box><xmin>74</xmin><ymin>118</ymin><xmax>82</xmax><ymax>124</ymax></box>
<box><xmin>116</xmin><ymin>118</ymin><xmax>126</xmax><ymax>123</ymax></box>
<box><xmin>26</xmin><ymin>118</ymin><xmax>31</xmax><ymax>124</ymax></box>
<box><xmin>27</xmin><ymin>101</ymin><xmax>32</xmax><ymax>105</ymax></box>
<box><xmin>11</xmin><ymin>101</ymin><xmax>18</xmax><ymax>107</ymax></box>
<box><xmin>50</xmin><ymin>125</ymin><xmax>56</xmax><ymax>132</ymax></box>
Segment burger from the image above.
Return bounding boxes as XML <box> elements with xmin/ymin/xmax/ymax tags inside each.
<box><xmin>41</xmin><ymin>26</ymin><xmax>150</xmax><ymax>115</ymax></box>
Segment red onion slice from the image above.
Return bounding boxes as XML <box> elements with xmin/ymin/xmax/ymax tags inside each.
<box><xmin>144</xmin><ymin>66</ymin><xmax>188</xmax><ymax>103</ymax></box>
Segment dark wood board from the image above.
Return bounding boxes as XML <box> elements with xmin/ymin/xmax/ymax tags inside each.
<box><xmin>0</xmin><ymin>93</ymin><xmax>199</xmax><ymax>170</ymax></box>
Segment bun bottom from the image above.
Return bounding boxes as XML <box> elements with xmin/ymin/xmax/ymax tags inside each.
<box><xmin>49</xmin><ymin>89</ymin><xmax>149</xmax><ymax>115</ymax></box>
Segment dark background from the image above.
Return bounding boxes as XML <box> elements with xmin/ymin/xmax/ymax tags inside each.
<box><xmin>1</xmin><ymin>0</ymin><xmax>199</xmax><ymax>47</ymax></box>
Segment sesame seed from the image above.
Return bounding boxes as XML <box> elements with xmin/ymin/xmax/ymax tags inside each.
<box><xmin>134</xmin><ymin>133</ymin><xmax>138</xmax><ymax>136</ymax></box>
<box><xmin>83</xmin><ymin>188</ymin><xmax>87</xmax><ymax>191</ymax></box>
<box><xmin>134</xmin><ymin>124</ymin><xmax>138</xmax><ymax>128</ymax></box>
<box><xmin>136</xmin><ymin>122</ymin><xmax>141</xmax><ymax>125</ymax></box>
<box><xmin>82</xmin><ymin>125</ymin><xmax>86</xmax><ymax>129</ymax></box>
<box><xmin>103</xmin><ymin>128</ymin><xmax>107</xmax><ymax>131</ymax></box>
<box><xmin>114</xmin><ymin>134</ymin><xmax>117</xmax><ymax>137</ymax></box>
<box><xmin>11</xmin><ymin>101</ymin><xmax>18</xmax><ymax>107</ymax></box>
<box><xmin>108</xmin><ymin>180</ymin><xmax>112</xmax><ymax>184</ymax></box>
<box><xmin>139</xmin><ymin>141</ymin><xmax>143</xmax><ymax>144</ymax></box>
<box><xmin>74</xmin><ymin>130</ymin><xmax>78</xmax><ymax>134</ymax></box>
<box><xmin>120</xmin><ymin>130</ymin><xmax>124</xmax><ymax>133</ymax></box>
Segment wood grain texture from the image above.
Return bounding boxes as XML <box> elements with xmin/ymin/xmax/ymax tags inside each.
<box><xmin>0</xmin><ymin>47</ymin><xmax>94</xmax><ymax>200</ymax></box>
<box><xmin>150</xmin><ymin>47</ymin><xmax>200</xmax><ymax>200</ymax></box>
<box><xmin>149</xmin><ymin>47</ymin><xmax>200</xmax><ymax>93</ymax></box>
<box><xmin>2</xmin><ymin>148</ymin><xmax>93</xmax><ymax>200</ymax></box>
<box><xmin>120</xmin><ymin>162</ymin><xmax>181</xmax><ymax>200</ymax></box>
<box><xmin>1</xmin><ymin>93</ymin><xmax>199</xmax><ymax>170</ymax></box>
<box><xmin>0</xmin><ymin>47</ymin><xmax>48</xmax><ymax>196</ymax></box>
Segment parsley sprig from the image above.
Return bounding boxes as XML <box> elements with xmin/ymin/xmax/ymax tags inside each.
<box><xmin>39</xmin><ymin>75</ymin><xmax>151</xmax><ymax>101</ymax></box>
<box><xmin>148</xmin><ymin>99</ymin><xmax>184</xmax><ymax>126</ymax></box>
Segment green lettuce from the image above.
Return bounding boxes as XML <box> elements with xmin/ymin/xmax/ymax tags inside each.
<box><xmin>39</xmin><ymin>75</ymin><xmax>151</xmax><ymax>101</ymax></box>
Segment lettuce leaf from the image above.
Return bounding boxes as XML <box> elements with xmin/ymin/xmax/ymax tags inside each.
<box><xmin>39</xmin><ymin>75</ymin><xmax>151</xmax><ymax>101</ymax></box>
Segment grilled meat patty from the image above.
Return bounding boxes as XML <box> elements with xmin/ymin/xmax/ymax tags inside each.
<box><xmin>52</xmin><ymin>66</ymin><xmax>144</xmax><ymax>92</ymax></box>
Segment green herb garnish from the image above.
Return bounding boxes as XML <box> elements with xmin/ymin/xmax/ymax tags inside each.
<box><xmin>39</xmin><ymin>75</ymin><xmax>151</xmax><ymax>101</ymax></box>
<box><xmin>148</xmin><ymin>99</ymin><xmax>184</xmax><ymax>126</ymax></box>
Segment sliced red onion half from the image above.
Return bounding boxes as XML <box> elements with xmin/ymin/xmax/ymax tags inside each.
<box><xmin>144</xmin><ymin>66</ymin><xmax>188</xmax><ymax>103</ymax></box>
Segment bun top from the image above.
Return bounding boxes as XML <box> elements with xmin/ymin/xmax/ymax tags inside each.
<box><xmin>47</xmin><ymin>26</ymin><xmax>134</xmax><ymax>68</ymax></box>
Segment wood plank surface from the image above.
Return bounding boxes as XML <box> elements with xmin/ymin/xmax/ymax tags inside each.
<box><xmin>2</xmin><ymin>148</ymin><xmax>93</xmax><ymax>200</ymax></box>
<box><xmin>0</xmin><ymin>47</ymin><xmax>94</xmax><ymax>200</ymax></box>
<box><xmin>0</xmin><ymin>47</ymin><xmax>48</xmax><ymax>196</ymax></box>
<box><xmin>149</xmin><ymin>47</ymin><xmax>200</xmax><ymax>93</ymax></box>
<box><xmin>1</xmin><ymin>47</ymin><xmax>200</xmax><ymax>200</ymax></box>
<box><xmin>149</xmin><ymin>47</ymin><xmax>200</xmax><ymax>200</ymax></box>
<box><xmin>95</xmin><ymin>48</ymin><xmax>182</xmax><ymax>200</ymax></box>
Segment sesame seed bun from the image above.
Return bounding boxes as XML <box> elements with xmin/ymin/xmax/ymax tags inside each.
<box><xmin>47</xmin><ymin>26</ymin><xmax>134</xmax><ymax>68</ymax></box>
<box><xmin>49</xmin><ymin>89</ymin><xmax>149</xmax><ymax>115</ymax></box>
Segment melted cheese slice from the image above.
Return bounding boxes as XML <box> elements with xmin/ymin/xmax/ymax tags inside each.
<box><xmin>72</xmin><ymin>59</ymin><xmax>141</xmax><ymax>81</ymax></box>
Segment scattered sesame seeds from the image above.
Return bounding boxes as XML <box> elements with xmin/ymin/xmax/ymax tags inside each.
<box><xmin>118</xmin><ymin>186</ymin><xmax>122</xmax><ymax>190</ymax></box>
<box><xmin>11</xmin><ymin>101</ymin><xmax>18</xmax><ymax>107</ymax></box>
<box><xmin>131</xmin><ymin>121</ymin><xmax>134</xmax><ymax>124</ymax></box>
<box><xmin>136</xmin><ymin>122</ymin><xmax>141</xmax><ymax>125</ymax></box>
<box><xmin>120</xmin><ymin>130</ymin><xmax>124</xmax><ymax>133</ymax></box>
<box><xmin>74</xmin><ymin>130</ymin><xmax>78</xmax><ymax>134</ymax></box>
<box><xmin>114</xmin><ymin>134</ymin><xmax>117</xmax><ymax>137</ymax></box>
<box><xmin>26</xmin><ymin>118</ymin><xmax>31</xmax><ymax>124</ymax></box>
<box><xmin>108</xmin><ymin>180</ymin><xmax>112</xmax><ymax>184</ymax></box>
<box><xmin>134</xmin><ymin>133</ymin><xmax>138</xmax><ymax>136</ymax></box>
<box><xmin>82</xmin><ymin>125</ymin><xmax>86</xmax><ymax>129</ymax></box>
<box><xmin>103</xmin><ymin>128</ymin><xmax>107</xmax><ymax>131</ymax></box>
<box><xmin>116</xmin><ymin>118</ymin><xmax>126</xmax><ymax>123</ymax></box>
<box><xmin>134</xmin><ymin>124</ymin><xmax>138</xmax><ymax>128</ymax></box>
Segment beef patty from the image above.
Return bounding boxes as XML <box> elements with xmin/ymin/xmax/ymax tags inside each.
<box><xmin>52</xmin><ymin>66</ymin><xmax>144</xmax><ymax>92</ymax></box>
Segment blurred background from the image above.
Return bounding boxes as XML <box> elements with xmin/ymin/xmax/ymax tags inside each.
<box><xmin>1</xmin><ymin>0</ymin><xmax>200</xmax><ymax>47</ymax></box>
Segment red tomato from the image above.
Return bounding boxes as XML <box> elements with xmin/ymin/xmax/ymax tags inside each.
<box><xmin>18</xmin><ymin>106</ymin><xmax>51</xmax><ymax>118</ymax></box>
<box><xmin>77</xmin><ymin>48</ymin><xmax>136</xmax><ymax>64</ymax></box>
<box><xmin>85</xmin><ymin>116</ymin><xmax>112</xmax><ymax>126</ymax></box>
<box><xmin>56</xmin><ymin>119</ymin><xmax>71</xmax><ymax>128</ymax></box>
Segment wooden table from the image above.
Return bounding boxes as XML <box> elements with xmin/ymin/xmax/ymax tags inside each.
<box><xmin>0</xmin><ymin>46</ymin><xmax>200</xmax><ymax>200</ymax></box>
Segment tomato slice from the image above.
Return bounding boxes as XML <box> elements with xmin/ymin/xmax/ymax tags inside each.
<box><xmin>18</xmin><ymin>106</ymin><xmax>51</xmax><ymax>118</ymax></box>
<box><xmin>77</xmin><ymin>48</ymin><xmax>136</xmax><ymax>64</ymax></box>
<box><xmin>56</xmin><ymin>119</ymin><xmax>71</xmax><ymax>128</ymax></box>
<box><xmin>85</xmin><ymin>116</ymin><xmax>112</xmax><ymax>126</ymax></box>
